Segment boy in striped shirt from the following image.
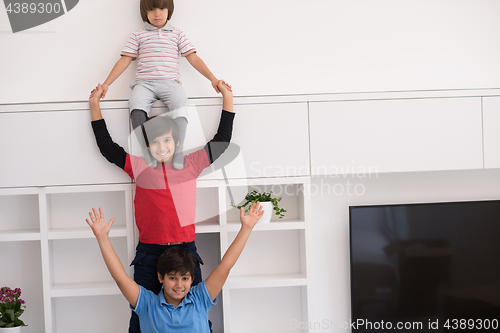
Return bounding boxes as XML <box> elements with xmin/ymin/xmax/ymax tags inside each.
<box><xmin>92</xmin><ymin>0</ymin><xmax>230</xmax><ymax>170</ymax></box>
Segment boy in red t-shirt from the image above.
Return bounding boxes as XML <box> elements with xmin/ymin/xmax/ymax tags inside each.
<box><xmin>89</xmin><ymin>81</ymin><xmax>234</xmax><ymax>332</ymax></box>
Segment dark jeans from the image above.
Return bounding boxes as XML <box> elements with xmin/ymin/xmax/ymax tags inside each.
<box><xmin>128</xmin><ymin>241</ymin><xmax>203</xmax><ymax>333</ymax></box>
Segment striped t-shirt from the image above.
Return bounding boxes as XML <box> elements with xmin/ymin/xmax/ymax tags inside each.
<box><xmin>121</xmin><ymin>23</ymin><xmax>196</xmax><ymax>81</ymax></box>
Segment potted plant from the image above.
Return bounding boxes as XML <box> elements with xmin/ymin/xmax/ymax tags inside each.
<box><xmin>231</xmin><ymin>190</ymin><xmax>286</xmax><ymax>223</ymax></box>
<box><xmin>0</xmin><ymin>287</ymin><xmax>26</xmax><ymax>331</ymax></box>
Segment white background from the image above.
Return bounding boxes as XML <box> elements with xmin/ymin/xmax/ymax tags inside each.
<box><xmin>1</xmin><ymin>0</ymin><xmax>500</xmax><ymax>104</ymax></box>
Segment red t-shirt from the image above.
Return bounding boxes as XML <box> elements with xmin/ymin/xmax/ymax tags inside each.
<box><xmin>124</xmin><ymin>149</ymin><xmax>209</xmax><ymax>244</ymax></box>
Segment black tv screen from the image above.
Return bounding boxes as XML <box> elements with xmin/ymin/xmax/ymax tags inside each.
<box><xmin>349</xmin><ymin>200</ymin><xmax>500</xmax><ymax>332</ymax></box>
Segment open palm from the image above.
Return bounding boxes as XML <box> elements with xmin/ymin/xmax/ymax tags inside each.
<box><xmin>240</xmin><ymin>202</ymin><xmax>264</xmax><ymax>229</ymax></box>
<box><xmin>86</xmin><ymin>207</ymin><xmax>115</xmax><ymax>239</ymax></box>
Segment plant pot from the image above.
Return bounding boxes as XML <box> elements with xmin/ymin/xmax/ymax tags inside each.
<box><xmin>0</xmin><ymin>327</ymin><xmax>22</xmax><ymax>332</ymax></box>
<box><xmin>257</xmin><ymin>201</ymin><xmax>273</xmax><ymax>224</ymax></box>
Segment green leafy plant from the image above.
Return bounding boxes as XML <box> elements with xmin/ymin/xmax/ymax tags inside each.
<box><xmin>0</xmin><ymin>287</ymin><xmax>27</xmax><ymax>328</ymax></box>
<box><xmin>231</xmin><ymin>190</ymin><xmax>286</xmax><ymax>218</ymax></box>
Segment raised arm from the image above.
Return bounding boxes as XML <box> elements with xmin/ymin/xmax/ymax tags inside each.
<box><xmin>89</xmin><ymin>84</ymin><xmax>105</xmax><ymax>121</ymax></box>
<box><xmin>204</xmin><ymin>81</ymin><xmax>234</xmax><ymax>164</ymax></box>
<box><xmin>219</xmin><ymin>80</ymin><xmax>233</xmax><ymax>112</ymax></box>
<box><xmin>86</xmin><ymin>208</ymin><xmax>140</xmax><ymax>308</ymax></box>
<box><xmin>205</xmin><ymin>203</ymin><xmax>264</xmax><ymax>301</ymax></box>
<box><xmin>89</xmin><ymin>84</ymin><xmax>128</xmax><ymax>169</ymax></box>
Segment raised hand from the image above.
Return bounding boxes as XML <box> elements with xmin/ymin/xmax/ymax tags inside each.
<box><xmin>86</xmin><ymin>207</ymin><xmax>115</xmax><ymax>240</ymax></box>
<box><xmin>239</xmin><ymin>202</ymin><xmax>264</xmax><ymax>229</ymax></box>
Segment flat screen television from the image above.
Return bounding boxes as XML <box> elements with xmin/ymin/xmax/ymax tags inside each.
<box><xmin>349</xmin><ymin>200</ymin><xmax>500</xmax><ymax>332</ymax></box>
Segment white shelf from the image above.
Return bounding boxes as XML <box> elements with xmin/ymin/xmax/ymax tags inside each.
<box><xmin>47</xmin><ymin>227</ymin><xmax>128</xmax><ymax>240</ymax></box>
<box><xmin>0</xmin><ymin>229</ymin><xmax>41</xmax><ymax>242</ymax></box>
<box><xmin>51</xmin><ymin>282</ymin><xmax>121</xmax><ymax>298</ymax></box>
<box><xmin>226</xmin><ymin>220</ymin><xmax>305</xmax><ymax>232</ymax></box>
<box><xmin>228</xmin><ymin>273</ymin><xmax>308</xmax><ymax>289</ymax></box>
<box><xmin>195</xmin><ymin>220</ymin><xmax>221</xmax><ymax>233</ymax></box>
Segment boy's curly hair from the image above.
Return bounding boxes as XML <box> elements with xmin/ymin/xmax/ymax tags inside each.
<box><xmin>157</xmin><ymin>247</ymin><xmax>197</xmax><ymax>280</ymax></box>
<box><xmin>140</xmin><ymin>0</ymin><xmax>174</xmax><ymax>23</ymax></box>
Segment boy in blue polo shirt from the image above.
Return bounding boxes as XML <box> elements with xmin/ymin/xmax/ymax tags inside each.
<box><xmin>86</xmin><ymin>203</ymin><xmax>264</xmax><ymax>332</ymax></box>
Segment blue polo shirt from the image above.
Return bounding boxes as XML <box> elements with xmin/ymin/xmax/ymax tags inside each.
<box><xmin>132</xmin><ymin>280</ymin><xmax>216</xmax><ymax>333</ymax></box>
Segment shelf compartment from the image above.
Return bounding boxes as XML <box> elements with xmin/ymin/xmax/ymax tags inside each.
<box><xmin>50</xmin><ymin>238</ymin><xmax>128</xmax><ymax>286</ymax></box>
<box><xmin>0</xmin><ymin>193</ymin><xmax>40</xmax><ymax>233</ymax></box>
<box><xmin>195</xmin><ymin>186</ymin><xmax>220</xmax><ymax>226</ymax></box>
<box><xmin>226</xmin><ymin>183</ymin><xmax>307</xmax><ymax>225</ymax></box>
<box><xmin>0</xmin><ymin>241</ymin><xmax>45</xmax><ymax>333</ymax></box>
<box><xmin>46</xmin><ymin>190</ymin><xmax>127</xmax><ymax>231</ymax></box>
<box><xmin>52</xmin><ymin>295</ymin><xmax>129</xmax><ymax>333</ymax></box>
<box><xmin>229</xmin><ymin>286</ymin><xmax>305</xmax><ymax>333</ymax></box>
<box><xmin>227</xmin><ymin>229</ymin><xmax>304</xmax><ymax>277</ymax></box>
<box><xmin>228</xmin><ymin>273</ymin><xmax>307</xmax><ymax>289</ymax></box>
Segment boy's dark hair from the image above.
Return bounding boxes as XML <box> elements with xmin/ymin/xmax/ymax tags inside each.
<box><xmin>140</xmin><ymin>0</ymin><xmax>174</xmax><ymax>23</ymax></box>
<box><xmin>142</xmin><ymin>115</ymin><xmax>180</xmax><ymax>147</ymax></box>
<box><xmin>157</xmin><ymin>247</ymin><xmax>197</xmax><ymax>279</ymax></box>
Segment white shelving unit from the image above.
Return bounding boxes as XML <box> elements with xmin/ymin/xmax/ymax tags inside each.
<box><xmin>217</xmin><ymin>177</ymin><xmax>313</xmax><ymax>333</ymax></box>
<box><xmin>194</xmin><ymin>176</ymin><xmax>314</xmax><ymax>333</ymax></box>
<box><xmin>0</xmin><ymin>184</ymin><xmax>135</xmax><ymax>333</ymax></box>
<box><xmin>0</xmin><ymin>177</ymin><xmax>312</xmax><ymax>333</ymax></box>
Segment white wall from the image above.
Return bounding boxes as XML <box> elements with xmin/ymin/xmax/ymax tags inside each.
<box><xmin>2</xmin><ymin>0</ymin><xmax>500</xmax><ymax>104</ymax></box>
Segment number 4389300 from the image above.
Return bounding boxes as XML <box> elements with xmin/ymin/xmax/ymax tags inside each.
<box><xmin>6</xmin><ymin>2</ymin><xmax>62</xmax><ymax>14</ymax></box>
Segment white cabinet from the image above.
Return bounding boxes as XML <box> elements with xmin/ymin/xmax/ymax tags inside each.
<box><xmin>192</xmin><ymin>102</ymin><xmax>310</xmax><ymax>180</ymax></box>
<box><xmin>309</xmin><ymin>97</ymin><xmax>483</xmax><ymax>175</ymax></box>
<box><xmin>483</xmin><ymin>96</ymin><xmax>500</xmax><ymax>169</ymax></box>
<box><xmin>0</xmin><ymin>101</ymin><xmax>309</xmax><ymax>187</ymax></box>
<box><xmin>4</xmin><ymin>90</ymin><xmax>497</xmax><ymax>332</ymax></box>
<box><xmin>216</xmin><ymin>177</ymin><xmax>313</xmax><ymax>333</ymax></box>
<box><xmin>0</xmin><ymin>109</ymin><xmax>131</xmax><ymax>187</ymax></box>
<box><xmin>41</xmin><ymin>185</ymin><xmax>135</xmax><ymax>333</ymax></box>
<box><xmin>0</xmin><ymin>177</ymin><xmax>313</xmax><ymax>333</ymax></box>
<box><xmin>0</xmin><ymin>184</ymin><xmax>135</xmax><ymax>333</ymax></box>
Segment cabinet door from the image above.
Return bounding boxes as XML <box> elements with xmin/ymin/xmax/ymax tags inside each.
<box><xmin>0</xmin><ymin>109</ymin><xmax>131</xmax><ymax>187</ymax></box>
<box><xmin>483</xmin><ymin>97</ymin><xmax>500</xmax><ymax>169</ymax></box>
<box><xmin>193</xmin><ymin>103</ymin><xmax>310</xmax><ymax>179</ymax></box>
<box><xmin>309</xmin><ymin>97</ymin><xmax>483</xmax><ymax>175</ymax></box>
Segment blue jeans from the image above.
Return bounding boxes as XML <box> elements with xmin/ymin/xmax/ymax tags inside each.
<box><xmin>128</xmin><ymin>241</ymin><xmax>203</xmax><ymax>333</ymax></box>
